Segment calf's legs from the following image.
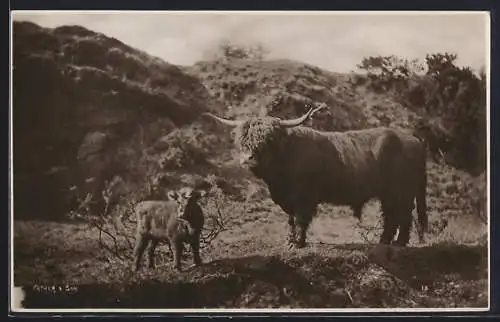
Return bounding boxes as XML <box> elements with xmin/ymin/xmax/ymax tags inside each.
<box><xmin>189</xmin><ymin>234</ymin><xmax>202</xmax><ymax>267</ymax></box>
<box><xmin>133</xmin><ymin>234</ymin><xmax>150</xmax><ymax>272</ymax></box>
<box><xmin>172</xmin><ymin>240</ymin><xmax>184</xmax><ymax>271</ymax></box>
<box><xmin>147</xmin><ymin>240</ymin><xmax>159</xmax><ymax>269</ymax></box>
<box><xmin>135</xmin><ymin>235</ymin><xmax>201</xmax><ymax>272</ymax></box>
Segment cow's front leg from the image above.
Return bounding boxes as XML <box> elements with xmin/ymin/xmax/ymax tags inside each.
<box><xmin>296</xmin><ymin>212</ymin><xmax>313</xmax><ymax>248</ymax></box>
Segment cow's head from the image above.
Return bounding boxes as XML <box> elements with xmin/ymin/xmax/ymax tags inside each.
<box><xmin>203</xmin><ymin>105</ymin><xmax>325</xmax><ymax>171</ymax></box>
<box><xmin>167</xmin><ymin>187</ymin><xmax>207</xmax><ymax>218</ymax></box>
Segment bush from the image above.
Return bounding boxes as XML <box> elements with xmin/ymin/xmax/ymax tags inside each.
<box><xmin>356</xmin><ymin>55</ymin><xmax>424</xmax><ymax>94</ymax></box>
<box><xmin>158</xmin><ymin>145</ymin><xmax>207</xmax><ymax>170</ymax></box>
<box><xmin>203</xmin><ymin>40</ymin><xmax>270</xmax><ymax>62</ymax></box>
<box><xmin>356</xmin><ymin>53</ymin><xmax>487</xmax><ymax>174</ymax></box>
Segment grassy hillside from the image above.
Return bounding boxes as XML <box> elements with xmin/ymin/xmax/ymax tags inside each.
<box><xmin>188</xmin><ymin>57</ymin><xmax>435</xmax><ymax>133</ymax></box>
<box><xmin>11</xmin><ymin>22</ymin><xmax>488</xmax><ymax>310</ymax></box>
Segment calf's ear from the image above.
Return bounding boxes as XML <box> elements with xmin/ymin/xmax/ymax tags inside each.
<box><xmin>167</xmin><ymin>190</ymin><xmax>179</xmax><ymax>201</ymax></box>
<box><xmin>179</xmin><ymin>187</ymin><xmax>193</xmax><ymax>199</ymax></box>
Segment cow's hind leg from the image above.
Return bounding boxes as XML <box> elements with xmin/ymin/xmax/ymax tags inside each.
<box><xmin>287</xmin><ymin>214</ymin><xmax>297</xmax><ymax>247</ymax></box>
<box><xmin>133</xmin><ymin>234</ymin><xmax>150</xmax><ymax>272</ymax></box>
<box><xmin>394</xmin><ymin>201</ymin><xmax>415</xmax><ymax>247</ymax></box>
<box><xmin>352</xmin><ymin>203</ymin><xmax>364</xmax><ymax>221</ymax></box>
<box><xmin>379</xmin><ymin>202</ymin><xmax>398</xmax><ymax>245</ymax></box>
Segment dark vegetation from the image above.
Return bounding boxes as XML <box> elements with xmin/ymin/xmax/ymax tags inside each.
<box><xmin>354</xmin><ymin>53</ymin><xmax>486</xmax><ymax>175</ymax></box>
<box><xmin>12</xmin><ymin>21</ymin><xmax>488</xmax><ymax>309</ymax></box>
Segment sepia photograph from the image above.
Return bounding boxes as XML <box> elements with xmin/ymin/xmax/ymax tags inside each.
<box><xmin>9</xmin><ymin>11</ymin><xmax>490</xmax><ymax>313</ymax></box>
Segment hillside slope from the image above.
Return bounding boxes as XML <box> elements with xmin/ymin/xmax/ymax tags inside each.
<box><xmin>13</xmin><ymin>21</ymin><xmax>228</xmax><ymax>219</ymax></box>
<box><xmin>14</xmin><ymin>21</ymin><xmax>428</xmax><ymax>221</ymax></box>
<box><xmin>188</xmin><ymin>58</ymin><xmax>422</xmax><ymax>132</ymax></box>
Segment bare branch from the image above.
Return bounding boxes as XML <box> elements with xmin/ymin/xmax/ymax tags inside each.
<box><xmin>199</xmin><ymin>198</ymin><xmax>227</xmax><ymax>248</ymax></box>
<box><xmin>66</xmin><ymin>183</ymin><xmax>135</xmax><ymax>263</ymax></box>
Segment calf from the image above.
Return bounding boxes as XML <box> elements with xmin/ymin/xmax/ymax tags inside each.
<box><xmin>133</xmin><ymin>187</ymin><xmax>206</xmax><ymax>272</ymax></box>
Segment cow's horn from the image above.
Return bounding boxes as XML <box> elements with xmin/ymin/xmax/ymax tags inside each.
<box><xmin>279</xmin><ymin>104</ymin><xmax>325</xmax><ymax>128</ymax></box>
<box><xmin>202</xmin><ymin>112</ymin><xmax>244</xmax><ymax>127</ymax></box>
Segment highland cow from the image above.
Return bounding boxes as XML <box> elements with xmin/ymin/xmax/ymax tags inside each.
<box><xmin>203</xmin><ymin>105</ymin><xmax>428</xmax><ymax>248</ymax></box>
<box><xmin>133</xmin><ymin>187</ymin><xmax>206</xmax><ymax>272</ymax></box>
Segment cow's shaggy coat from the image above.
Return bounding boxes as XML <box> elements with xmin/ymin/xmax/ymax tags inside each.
<box><xmin>204</xmin><ymin>106</ymin><xmax>428</xmax><ymax>248</ymax></box>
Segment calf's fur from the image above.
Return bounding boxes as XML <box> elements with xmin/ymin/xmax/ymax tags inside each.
<box><xmin>133</xmin><ymin>188</ymin><xmax>205</xmax><ymax>272</ymax></box>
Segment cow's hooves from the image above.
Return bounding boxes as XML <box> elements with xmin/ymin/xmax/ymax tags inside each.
<box><xmin>295</xmin><ymin>241</ymin><xmax>306</xmax><ymax>249</ymax></box>
<box><xmin>391</xmin><ymin>240</ymin><xmax>407</xmax><ymax>247</ymax></box>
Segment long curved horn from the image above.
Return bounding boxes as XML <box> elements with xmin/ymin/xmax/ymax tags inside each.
<box><xmin>279</xmin><ymin>104</ymin><xmax>326</xmax><ymax>128</ymax></box>
<box><xmin>202</xmin><ymin>112</ymin><xmax>244</xmax><ymax>127</ymax></box>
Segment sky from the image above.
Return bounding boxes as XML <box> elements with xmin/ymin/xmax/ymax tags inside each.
<box><xmin>11</xmin><ymin>11</ymin><xmax>490</xmax><ymax>73</ymax></box>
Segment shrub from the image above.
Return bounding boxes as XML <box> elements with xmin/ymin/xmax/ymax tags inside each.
<box><xmin>355</xmin><ymin>53</ymin><xmax>487</xmax><ymax>174</ymax></box>
<box><xmin>203</xmin><ymin>40</ymin><xmax>271</xmax><ymax>62</ymax></box>
<box><xmin>158</xmin><ymin>145</ymin><xmax>207</xmax><ymax>170</ymax></box>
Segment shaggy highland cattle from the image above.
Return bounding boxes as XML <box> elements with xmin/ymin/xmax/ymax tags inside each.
<box><xmin>203</xmin><ymin>105</ymin><xmax>428</xmax><ymax>248</ymax></box>
<box><xmin>133</xmin><ymin>187</ymin><xmax>206</xmax><ymax>272</ymax></box>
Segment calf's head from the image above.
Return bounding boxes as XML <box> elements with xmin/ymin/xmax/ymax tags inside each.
<box><xmin>203</xmin><ymin>105</ymin><xmax>325</xmax><ymax>170</ymax></box>
<box><xmin>167</xmin><ymin>187</ymin><xmax>207</xmax><ymax>218</ymax></box>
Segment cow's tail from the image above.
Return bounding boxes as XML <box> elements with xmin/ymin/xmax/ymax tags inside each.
<box><xmin>416</xmin><ymin>155</ymin><xmax>428</xmax><ymax>244</ymax></box>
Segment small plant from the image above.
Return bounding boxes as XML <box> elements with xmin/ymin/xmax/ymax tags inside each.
<box><xmin>66</xmin><ymin>179</ymin><xmax>135</xmax><ymax>263</ymax></box>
